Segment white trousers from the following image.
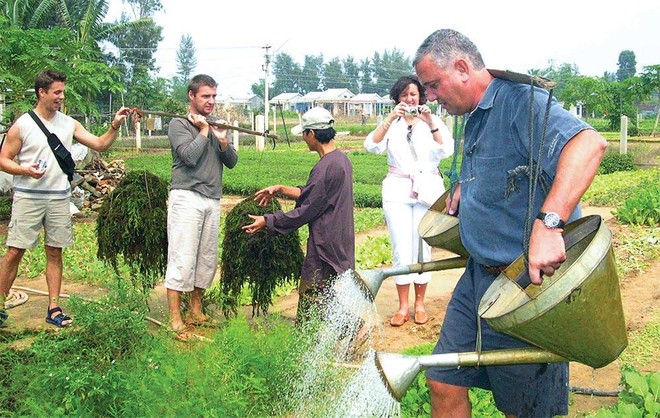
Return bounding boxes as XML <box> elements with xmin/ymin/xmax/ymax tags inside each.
<box><xmin>383</xmin><ymin>200</ymin><xmax>432</xmax><ymax>285</ymax></box>
<box><xmin>165</xmin><ymin>189</ymin><xmax>220</xmax><ymax>292</ymax></box>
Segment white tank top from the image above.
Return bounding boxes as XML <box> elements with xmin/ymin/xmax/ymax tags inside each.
<box><xmin>12</xmin><ymin>111</ymin><xmax>75</xmax><ymax>199</ymax></box>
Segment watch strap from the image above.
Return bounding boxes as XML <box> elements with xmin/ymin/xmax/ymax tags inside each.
<box><xmin>536</xmin><ymin>211</ymin><xmax>565</xmax><ymax>228</ymax></box>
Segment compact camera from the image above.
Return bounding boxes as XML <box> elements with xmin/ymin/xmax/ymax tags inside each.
<box><xmin>37</xmin><ymin>159</ymin><xmax>47</xmax><ymax>171</ymax></box>
<box><xmin>405</xmin><ymin>106</ymin><xmax>421</xmax><ymax>116</ymax></box>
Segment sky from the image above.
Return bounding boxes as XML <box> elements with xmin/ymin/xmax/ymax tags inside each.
<box><xmin>106</xmin><ymin>0</ymin><xmax>660</xmax><ymax>98</ymax></box>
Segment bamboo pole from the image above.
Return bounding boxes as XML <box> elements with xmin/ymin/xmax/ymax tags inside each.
<box><xmin>135</xmin><ymin>109</ymin><xmax>278</xmax><ymax>140</ymax></box>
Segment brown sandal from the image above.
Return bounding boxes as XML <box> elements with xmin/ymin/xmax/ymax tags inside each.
<box><xmin>390</xmin><ymin>312</ymin><xmax>410</xmax><ymax>327</ymax></box>
<box><xmin>414</xmin><ymin>311</ymin><xmax>429</xmax><ymax>324</ymax></box>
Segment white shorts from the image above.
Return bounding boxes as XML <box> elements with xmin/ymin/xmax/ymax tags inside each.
<box><xmin>164</xmin><ymin>189</ymin><xmax>220</xmax><ymax>292</ymax></box>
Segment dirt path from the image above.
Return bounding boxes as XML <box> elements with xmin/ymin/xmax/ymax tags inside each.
<box><xmin>3</xmin><ymin>203</ymin><xmax>658</xmax><ymax>416</ymax></box>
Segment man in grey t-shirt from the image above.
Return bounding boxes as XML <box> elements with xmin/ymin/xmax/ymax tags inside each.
<box><xmin>165</xmin><ymin>74</ymin><xmax>238</xmax><ymax>337</ymax></box>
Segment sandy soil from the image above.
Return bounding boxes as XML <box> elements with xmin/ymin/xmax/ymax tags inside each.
<box><xmin>2</xmin><ymin>202</ymin><xmax>658</xmax><ymax>416</ymax></box>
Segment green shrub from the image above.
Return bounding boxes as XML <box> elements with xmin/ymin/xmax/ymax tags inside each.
<box><xmin>598</xmin><ymin>152</ymin><xmax>635</xmax><ymax>175</ymax></box>
<box><xmin>588</xmin><ymin>366</ymin><xmax>660</xmax><ymax>417</ymax></box>
<box><xmin>219</xmin><ymin>197</ymin><xmax>304</xmax><ymax>317</ymax></box>
<box><xmin>4</xmin><ymin>283</ymin><xmax>152</xmax><ymax>416</ymax></box>
<box><xmin>614</xmin><ymin>175</ymin><xmax>660</xmax><ymax>226</ymax></box>
<box><xmin>0</xmin><ymin>195</ymin><xmax>11</xmax><ymax>221</ymax></box>
<box><xmin>96</xmin><ymin>170</ymin><xmax>169</xmax><ymax>294</ymax></box>
<box><xmin>584</xmin><ymin>169</ymin><xmax>659</xmax><ymax>207</ymax></box>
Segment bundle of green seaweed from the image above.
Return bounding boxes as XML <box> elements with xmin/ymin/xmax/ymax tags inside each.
<box><xmin>96</xmin><ymin>170</ymin><xmax>169</xmax><ymax>295</ymax></box>
<box><xmin>220</xmin><ymin>197</ymin><xmax>303</xmax><ymax>317</ymax></box>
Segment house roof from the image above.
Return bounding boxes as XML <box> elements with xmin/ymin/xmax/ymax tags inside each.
<box><xmin>270</xmin><ymin>92</ymin><xmax>301</xmax><ymax>103</ymax></box>
<box><xmin>378</xmin><ymin>95</ymin><xmax>394</xmax><ymax>104</ymax></box>
<box><xmin>318</xmin><ymin>88</ymin><xmax>355</xmax><ymax>101</ymax></box>
<box><xmin>349</xmin><ymin>93</ymin><xmax>382</xmax><ymax>103</ymax></box>
<box><xmin>299</xmin><ymin>91</ymin><xmax>324</xmax><ymax>101</ymax></box>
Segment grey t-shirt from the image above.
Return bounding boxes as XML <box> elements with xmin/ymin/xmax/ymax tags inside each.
<box><xmin>168</xmin><ymin>117</ymin><xmax>238</xmax><ymax>199</ymax></box>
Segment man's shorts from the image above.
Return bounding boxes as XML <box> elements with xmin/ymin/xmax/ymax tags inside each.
<box><xmin>426</xmin><ymin>259</ymin><xmax>569</xmax><ymax>417</ymax></box>
<box><xmin>6</xmin><ymin>196</ymin><xmax>73</xmax><ymax>249</ymax></box>
<box><xmin>164</xmin><ymin>189</ymin><xmax>220</xmax><ymax>292</ymax></box>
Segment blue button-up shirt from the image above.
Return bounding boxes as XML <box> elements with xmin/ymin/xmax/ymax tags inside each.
<box><xmin>459</xmin><ymin>78</ymin><xmax>591</xmax><ymax>266</ymax></box>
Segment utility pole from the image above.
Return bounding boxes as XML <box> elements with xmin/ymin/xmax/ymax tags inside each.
<box><xmin>262</xmin><ymin>44</ymin><xmax>272</xmax><ymax>132</ymax></box>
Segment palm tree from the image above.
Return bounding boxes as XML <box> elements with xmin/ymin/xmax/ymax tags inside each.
<box><xmin>1</xmin><ymin>0</ymin><xmax>151</xmax><ymax>45</ymax></box>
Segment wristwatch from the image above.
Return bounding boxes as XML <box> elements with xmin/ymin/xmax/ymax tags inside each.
<box><xmin>536</xmin><ymin>211</ymin><xmax>565</xmax><ymax>228</ymax></box>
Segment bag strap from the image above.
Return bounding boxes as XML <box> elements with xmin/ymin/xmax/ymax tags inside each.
<box><xmin>27</xmin><ymin>110</ymin><xmax>75</xmax><ymax>181</ymax></box>
<box><xmin>28</xmin><ymin>110</ymin><xmax>52</xmax><ymax>138</ymax></box>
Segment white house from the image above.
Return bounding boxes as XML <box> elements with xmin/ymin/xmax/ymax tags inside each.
<box><xmin>269</xmin><ymin>93</ymin><xmax>302</xmax><ymax>112</ymax></box>
<box><xmin>348</xmin><ymin>93</ymin><xmax>382</xmax><ymax>116</ymax></box>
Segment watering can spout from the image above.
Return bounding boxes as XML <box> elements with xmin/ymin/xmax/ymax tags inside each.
<box><xmin>374</xmin><ymin>352</ymin><xmax>421</xmax><ymax>401</ymax></box>
<box><xmin>375</xmin><ymin>348</ymin><xmax>567</xmax><ymax>401</ymax></box>
<box><xmin>352</xmin><ymin>257</ymin><xmax>468</xmax><ymax>300</ymax></box>
<box><xmin>352</xmin><ymin>269</ymin><xmax>384</xmax><ymax>302</ymax></box>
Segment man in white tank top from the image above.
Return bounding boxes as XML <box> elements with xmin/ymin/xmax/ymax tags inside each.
<box><xmin>0</xmin><ymin>69</ymin><xmax>131</xmax><ymax>328</ymax></box>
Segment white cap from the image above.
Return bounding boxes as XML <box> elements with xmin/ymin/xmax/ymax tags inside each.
<box><xmin>291</xmin><ymin>107</ymin><xmax>335</xmax><ymax>135</ymax></box>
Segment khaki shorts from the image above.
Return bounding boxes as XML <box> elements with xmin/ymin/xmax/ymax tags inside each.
<box><xmin>164</xmin><ymin>190</ymin><xmax>220</xmax><ymax>292</ymax></box>
<box><xmin>6</xmin><ymin>196</ymin><xmax>73</xmax><ymax>249</ymax></box>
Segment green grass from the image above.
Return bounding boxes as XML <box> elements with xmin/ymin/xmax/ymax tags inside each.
<box><xmin>583</xmin><ymin>169</ymin><xmax>659</xmax><ymax>206</ymax></box>
<box><xmin>619</xmin><ymin>310</ymin><xmax>660</xmax><ymax>365</ymax></box>
<box><xmin>0</xmin><ymin>285</ymin><xmax>309</xmax><ymax>417</ymax></box>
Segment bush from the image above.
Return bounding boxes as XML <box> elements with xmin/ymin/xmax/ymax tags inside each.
<box><xmin>96</xmin><ymin>170</ymin><xmax>169</xmax><ymax>294</ymax></box>
<box><xmin>614</xmin><ymin>174</ymin><xmax>660</xmax><ymax>226</ymax></box>
<box><xmin>599</xmin><ymin>152</ymin><xmax>635</xmax><ymax>175</ymax></box>
<box><xmin>588</xmin><ymin>366</ymin><xmax>660</xmax><ymax>417</ymax></box>
<box><xmin>219</xmin><ymin>197</ymin><xmax>304</xmax><ymax>316</ymax></box>
<box><xmin>0</xmin><ymin>195</ymin><xmax>11</xmax><ymax>221</ymax></box>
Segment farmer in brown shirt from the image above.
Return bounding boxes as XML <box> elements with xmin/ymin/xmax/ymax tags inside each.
<box><xmin>242</xmin><ymin>107</ymin><xmax>355</xmax><ymax>321</ymax></box>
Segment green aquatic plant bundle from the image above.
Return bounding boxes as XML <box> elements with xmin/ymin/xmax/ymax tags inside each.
<box><xmin>221</xmin><ymin>197</ymin><xmax>303</xmax><ymax>317</ymax></box>
<box><xmin>96</xmin><ymin>170</ymin><xmax>169</xmax><ymax>293</ymax></box>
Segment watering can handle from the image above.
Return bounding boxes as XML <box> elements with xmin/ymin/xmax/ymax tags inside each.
<box><xmin>515</xmin><ymin>216</ymin><xmax>601</xmax><ymax>289</ymax></box>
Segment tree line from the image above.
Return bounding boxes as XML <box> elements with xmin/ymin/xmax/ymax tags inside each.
<box><xmin>1</xmin><ymin>0</ymin><xmax>659</xmax><ymax>134</ymax></box>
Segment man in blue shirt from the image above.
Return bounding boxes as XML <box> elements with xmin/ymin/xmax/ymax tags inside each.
<box><xmin>414</xmin><ymin>29</ymin><xmax>608</xmax><ymax>417</ymax></box>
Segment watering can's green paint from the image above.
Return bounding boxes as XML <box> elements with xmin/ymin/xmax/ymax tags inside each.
<box><xmin>418</xmin><ymin>191</ymin><xmax>469</xmax><ymax>258</ymax></box>
<box><xmin>479</xmin><ymin>215</ymin><xmax>627</xmax><ymax>369</ymax></box>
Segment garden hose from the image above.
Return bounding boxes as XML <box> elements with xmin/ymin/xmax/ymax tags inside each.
<box><xmin>569</xmin><ymin>386</ymin><xmax>621</xmax><ymax>397</ymax></box>
<box><xmin>3</xmin><ymin>289</ymin><xmax>29</xmax><ymax>309</ymax></box>
<box><xmin>8</xmin><ymin>285</ymin><xmax>162</xmax><ymax>327</ymax></box>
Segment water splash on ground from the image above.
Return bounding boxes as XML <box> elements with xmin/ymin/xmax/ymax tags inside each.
<box><xmin>287</xmin><ymin>270</ymin><xmax>401</xmax><ymax>417</ymax></box>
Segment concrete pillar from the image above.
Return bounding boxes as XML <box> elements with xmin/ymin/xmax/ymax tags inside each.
<box><xmin>135</xmin><ymin>121</ymin><xmax>141</xmax><ymax>150</ymax></box>
<box><xmin>233</xmin><ymin>120</ymin><xmax>239</xmax><ymax>151</ymax></box>
<box><xmin>255</xmin><ymin>115</ymin><xmax>265</xmax><ymax>151</ymax></box>
<box><xmin>620</xmin><ymin>115</ymin><xmax>628</xmax><ymax>154</ymax></box>
<box><xmin>272</xmin><ymin>107</ymin><xmax>277</xmax><ymax>132</ymax></box>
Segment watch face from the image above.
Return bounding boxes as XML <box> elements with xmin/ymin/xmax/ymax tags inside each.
<box><xmin>545</xmin><ymin>212</ymin><xmax>561</xmax><ymax>228</ymax></box>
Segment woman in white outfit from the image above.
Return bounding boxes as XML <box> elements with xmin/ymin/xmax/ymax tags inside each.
<box><xmin>364</xmin><ymin>75</ymin><xmax>453</xmax><ymax>326</ymax></box>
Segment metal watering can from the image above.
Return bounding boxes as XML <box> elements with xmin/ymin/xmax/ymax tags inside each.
<box><xmin>353</xmin><ymin>191</ymin><xmax>469</xmax><ymax>300</ymax></box>
<box><xmin>353</xmin><ymin>257</ymin><xmax>468</xmax><ymax>301</ymax></box>
<box><xmin>418</xmin><ymin>190</ymin><xmax>469</xmax><ymax>259</ymax></box>
<box><xmin>373</xmin><ymin>215</ymin><xmax>627</xmax><ymax>400</ymax></box>
<box><xmin>375</xmin><ymin>347</ymin><xmax>567</xmax><ymax>401</ymax></box>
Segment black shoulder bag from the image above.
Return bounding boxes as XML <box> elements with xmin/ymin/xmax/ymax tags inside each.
<box><xmin>28</xmin><ymin>110</ymin><xmax>75</xmax><ymax>181</ymax></box>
